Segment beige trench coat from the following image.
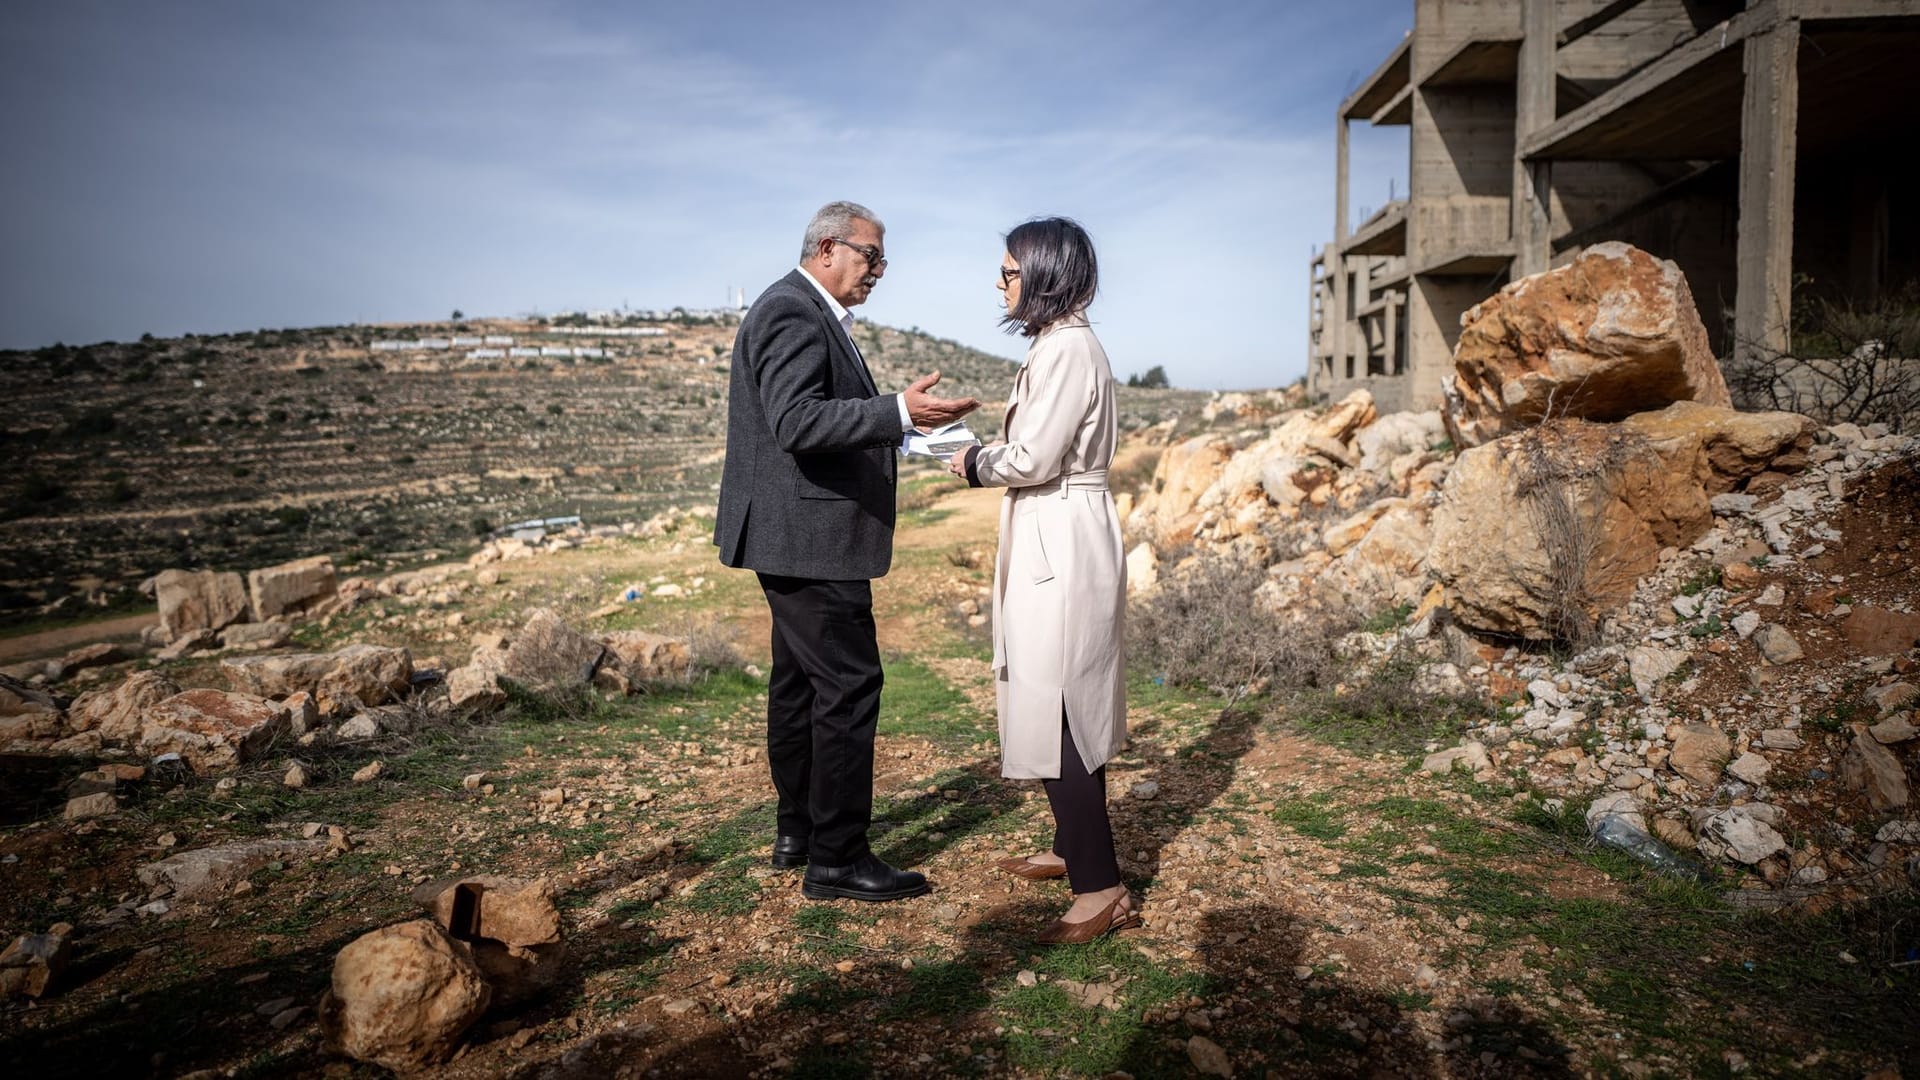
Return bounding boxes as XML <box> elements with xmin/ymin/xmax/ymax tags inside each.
<box><xmin>971</xmin><ymin>317</ymin><xmax>1125</xmax><ymax>779</ymax></box>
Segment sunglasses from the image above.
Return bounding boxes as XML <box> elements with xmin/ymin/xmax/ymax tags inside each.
<box><xmin>999</xmin><ymin>266</ymin><xmax>1021</xmax><ymax>286</ymax></box>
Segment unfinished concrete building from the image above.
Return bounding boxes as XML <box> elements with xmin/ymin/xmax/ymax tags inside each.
<box><xmin>1307</xmin><ymin>0</ymin><xmax>1920</xmax><ymax>413</ymax></box>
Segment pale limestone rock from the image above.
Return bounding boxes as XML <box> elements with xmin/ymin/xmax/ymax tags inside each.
<box><xmin>1667</xmin><ymin>725</ymin><xmax>1731</xmax><ymax>789</ymax></box>
<box><xmin>138</xmin><ymin>839</ymin><xmax>327</xmax><ymax>901</ymax></box>
<box><xmin>247</xmin><ymin>555</ymin><xmax>337</xmax><ymax>622</ymax></box>
<box><xmin>1696</xmin><ymin>807</ymin><xmax>1787</xmax><ymax>864</ymax></box>
<box><xmin>138</xmin><ymin>689</ymin><xmax>290</xmax><ymax>774</ymax></box>
<box><xmin>1444</xmin><ymin>243</ymin><xmax>1728</xmax><ymax>448</ymax></box>
<box><xmin>1842</xmin><ymin>729</ymin><xmax>1910</xmax><ymax>812</ymax></box>
<box><xmin>154</xmin><ymin>569</ymin><xmax>248</xmax><ymax>640</ymax></box>
<box><xmin>67</xmin><ymin>671</ymin><xmax>179</xmax><ymax>742</ymax></box>
<box><xmin>318</xmin><ymin>920</ymin><xmax>491</xmax><ymax>1072</ymax></box>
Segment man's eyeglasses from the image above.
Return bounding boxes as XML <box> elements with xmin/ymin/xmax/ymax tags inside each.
<box><xmin>999</xmin><ymin>266</ymin><xmax>1021</xmax><ymax>286</ymax></box>
<box><xmin>830</xmin><ymin>237</ymin><xmax>887</xmax><ymax>270</ymax></box>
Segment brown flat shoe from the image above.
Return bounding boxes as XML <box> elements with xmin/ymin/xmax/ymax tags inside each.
<box><xmin>994</xmin><ymin>855</ymin><xmax>1068</xmax><ymax>881</ymax></box>
<box><xmin>1035</xmin><ymin>894</ymin><xmax>1142</xmax><ymax>946</ymax></box>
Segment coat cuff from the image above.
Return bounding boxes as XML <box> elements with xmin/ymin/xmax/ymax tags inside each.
<box><xmin>964</xmin><ymin>444</ymin><xmax>984</xmax><ymax>488</ymax></box>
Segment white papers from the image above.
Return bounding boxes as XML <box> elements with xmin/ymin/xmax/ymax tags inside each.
<box><xmin>901</xmin><ymin>420</ymin><xmax>981</xmax><ymax>458</ymax></box>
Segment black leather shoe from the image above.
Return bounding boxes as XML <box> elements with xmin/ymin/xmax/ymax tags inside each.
<box><xmin>771</xmin><ymin>835</ymin><xmax>809</xmax><ymax>870</ymax></box>
<box><xmin>801</xmin><ymin>854</ymin><xmax>931</xmax><ymax>902</ymax></box>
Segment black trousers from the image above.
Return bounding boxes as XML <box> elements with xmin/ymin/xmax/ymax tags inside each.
<box><xmin>758</xmin><ymin>573</ymin><xmax>884</xmax><ymax>867</ymax></box>
<box><xmin>1046</xmin><ymin>710</ymin><xmax>1121</xmax><ymax>894</ymax></box>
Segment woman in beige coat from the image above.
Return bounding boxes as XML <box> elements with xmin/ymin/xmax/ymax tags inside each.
<box><xmin>948</xmin><ymin>218</ymin><xmax>1136</xmax><ymax>944</ymax></box>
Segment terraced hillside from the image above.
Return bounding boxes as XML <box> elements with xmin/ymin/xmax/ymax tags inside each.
<box><xmin>0</xmin><ymin>318</ymin><xmax>1206</xmax><ymax>625</ymax></box>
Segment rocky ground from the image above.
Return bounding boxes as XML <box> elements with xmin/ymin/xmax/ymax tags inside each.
<box><xmin>0</xmin><ymin>468</ymin><xmax>1914</xmax><ymax>1078</ymax></box>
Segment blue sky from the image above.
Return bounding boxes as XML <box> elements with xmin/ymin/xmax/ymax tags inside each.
<box><xmin>0</xmin><ymin>0</ymin><xmax>1412</xmax><ymax>389</ymax></box>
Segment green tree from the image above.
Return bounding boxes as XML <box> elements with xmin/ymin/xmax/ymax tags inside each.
<box><xmin>451</xmin><ymin>309</ymin><xmax>465</xmax><ymax>322</ymax></box>
<box><xmin>1131</xmin><ymin>365</ymin><xmax>1169</xmax><ymax>389</ymax></box>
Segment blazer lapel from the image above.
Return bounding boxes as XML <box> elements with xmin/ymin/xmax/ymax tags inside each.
<box><xmin>783</xmin><ymin>270</ymin><xmax>878</xmax><ymax>397</ymax></box>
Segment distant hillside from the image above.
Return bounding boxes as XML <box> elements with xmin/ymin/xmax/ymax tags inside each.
<box><xmin>0</xmin><ymin>318</ymin><xmax>1207</xmax><ymax>623</ymax></box>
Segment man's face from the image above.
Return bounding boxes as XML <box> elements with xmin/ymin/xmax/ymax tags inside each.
<box><xmin>817</xmin><ymin>218</ymin><xmax>886</xmax><ymax>308</ymax></box>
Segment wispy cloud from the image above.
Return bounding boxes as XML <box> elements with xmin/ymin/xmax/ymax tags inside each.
<box><xmin>0</xmin><ymin>0</ymin><xmax>1412</xmax><ymax>387</ymax></box>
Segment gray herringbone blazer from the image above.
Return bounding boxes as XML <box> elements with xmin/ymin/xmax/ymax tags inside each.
<box><xmin>714</xmin><ymin>269</ymin><xmax>901</xmax><ymax>581</ymax></box>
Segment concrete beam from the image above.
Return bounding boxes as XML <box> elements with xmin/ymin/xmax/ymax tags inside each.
<box><xmin>1794</xmin><ymin>0</ymin><xmax>1920</xmax><ymax>19</ymax></box>
<box><xmin>1557</xmin><ymin>0</ymin><xmax>1650</xmax><ymax>48</ymax></box>
<box><xmin>1733</xmin><ymin>18</ymin><xmax>1800</xmax><ymax>364</ymax></box>
<box><xmin>1513</xmin><ymin>0</ymin><xmax>1556</xmax><ymax>278</ymax></box>
<box><xmin>1521</xmin><ymin>0</ymin><xmax>1780</xmax><ymax>161</ymax></box>
<box><xmin>1341</xmin><ymin>36</ymin><xmax>1413</xmax><ymax>120</ymax></box>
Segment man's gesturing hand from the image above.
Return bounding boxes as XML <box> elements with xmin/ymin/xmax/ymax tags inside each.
<box><xmin>903</xmin><ymin>371</ymin><xmax>980</xmax><ymax>431</ymax></box>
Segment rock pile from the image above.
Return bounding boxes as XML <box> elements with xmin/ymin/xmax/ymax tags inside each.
<box><xmin>319</xmin><ymin>875</ymin><xmax>564</xmax><ymax>1070</ymax></box>
<box><xmin>1119</xmin><ymin>243</ymin><xmax>1918</xmax><ymax>886</ymax></box>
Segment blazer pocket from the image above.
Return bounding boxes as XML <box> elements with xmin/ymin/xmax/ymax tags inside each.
<box><xmin>794</xmin><ymin>461</ymin><xmax>861</xmax><ymax>500</ymax></box>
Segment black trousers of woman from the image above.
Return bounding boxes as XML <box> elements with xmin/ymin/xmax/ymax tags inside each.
<box><xmin>1045</xmin><ymin>709</ymin><xmax>1121</xmax><ymax>894</ymax></box>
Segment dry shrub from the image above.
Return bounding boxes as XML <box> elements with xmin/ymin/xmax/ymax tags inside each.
<box><xmin>1129</xmin><ymin>551</ymin><xmax>1356</xmax><ymax>698</ymax></box>
<box><xmin>1506</xmin><ymin>423</ymin><xmax>1651</xmax><ymax>650</ymax></box>
<box><xmin>1727</xmin><ymin>287</ymin><xmax>1920</xmax><ymax>433</ymax></box>
<box><xmin>654</xmin><ymin>612</ymin><xmax>748</xmax><ymax>680</ymax></box>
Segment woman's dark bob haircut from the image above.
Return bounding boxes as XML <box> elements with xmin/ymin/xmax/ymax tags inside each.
<box><xmin>1001</xmin><ymin>217</ymin><xmax>1098</xmax><ymax>338</ymax></box>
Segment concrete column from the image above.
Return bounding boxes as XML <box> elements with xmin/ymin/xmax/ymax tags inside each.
<box><xmin>1734</xmin><ymin>19</ymin><xmax>1799</xmax><ymax>365</ymax></box>
<box><xmin>1384</xmin><ymin>292</ymin><xmax>1400</xmax><ymax>376</ymax></box>
<box><xmin>1512</xmin><ymin>0</ymin><xmax>1555</xmax><ymax>278</ymax></box>
<box><xmin>1331</xmin><ymin>117</ymin><xmax>1350</xmax><ymax>379</ymax></box>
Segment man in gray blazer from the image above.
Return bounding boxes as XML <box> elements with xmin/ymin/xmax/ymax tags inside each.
<box><xmin>715</xmin><ymin>201</ymin><xmax>977</xmax><ymax>902</ymax></box>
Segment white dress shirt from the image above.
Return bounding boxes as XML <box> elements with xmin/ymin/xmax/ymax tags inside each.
<box><xmin>797</xmin><ymin>266</ymin><xmax>914</xmax><ymax>432</ymax></box>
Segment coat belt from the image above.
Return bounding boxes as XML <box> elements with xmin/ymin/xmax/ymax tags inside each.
<box><xmin>1017</xmin><ymin>469</ymin><xmax>1110</xmax><ymax>498</ymax></box>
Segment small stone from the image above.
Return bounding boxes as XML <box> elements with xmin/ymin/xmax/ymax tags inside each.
<box><xmin>1869</xmin><ymin>715</ymin><xmax>1918</xmax><ymax>744</ymax></box>
<box><xmin>1412</xmin><ymin>964</ymin><xmax>1439</xmax><ymax>990</ymax></box>
<box><xmin>337</xmin><ymin>715</ymin><xmax>381</xmax><ymax>740</ymax></box>
<box><xmin>1754</xmin><ymin>584</ymin><xmax>1785</xmax><ymax>606</ymax></box>
<box><xmin>283</xmin><ymin>763</ymin><xmax>310</xmax><ymax>789</ymax></box>
<box><xmin>833</xmin><ymin>960</ymin><xmax>855</xmax><ymax>974</ymax></box>
<box><xmin>708</xmin><ymin>973</ymin><xmax>732</xmax><ymax>989</ymax></box>
<box><xmin>1129</xmin><ymin>781</ymin><xmax>1160</xmax><ymax>801</ymax></box>
<box><xmin>351</xmin><ymin>761</ymin><xmax>385</xmax><ymax>784</ymax></box>
<box><xmin>1725</xmin><ymin>753</ymin><xmax>1771</xmax><ymax>786</ymax></box>
<box><xmin>64</xmin><ymin>792</ymin><xmax>118</xmax><ymax>821</ymax></box>
<box><xmin>1016</xmin><ymin>969</ymin><xmax>1038</xmax><ymax>987</ymax></box>
<box><xmin>1186</xmin><ymin>1034</ymin><xmax>1233</xmax><ymax>1078</ymax></box>
<box><xmin>1759</xmin><ymin>729</ymin><xmax>1803</xmax><ymax>751</ymax></box>
<box><xmin>1731</xmin><ymin>611</ymin><xmax>1762</xmax><ymax>639</ymax></box>
<box><xmin>1867</xmin><ymin>683</ymin><xmax>1918</xmax><ymax>717</ymax></box>
<box><xmin>1752</xmin><ymin>624</ymin><xmax>1803</xmax><ymax>665</ymax></box>
<box><xmin>270</xmin><ymin>1006</ymin><xmax>306</xmax><ymax>1030</ymax></box>
<box><xmin>1874</xmin><ymin>821</ymin><xmax>1920</xmax><ymax>844</ymax></box>
<box><xmin>462</xmin><ymin>772</ymin><xmax>487</xmax><ymax>791</ymax></box>
<box><xmin>538</xmin><ymin>788</ymin><xmax>566</xmax><ymax>808</ymax></box>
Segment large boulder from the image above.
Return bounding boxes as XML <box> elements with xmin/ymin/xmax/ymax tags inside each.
<box><xmin>1428</xmin><ymin>405</ymin><xmax>1813</xmax><ymax>640</ymax></box>
<box><xmin>0</xmin><ymin>676</ymin><xmax>66</xmax><ymax>744</ymax></box>
<box><xmin>153</xmin><ymin>569</ymin><xmax>248</xmax><ymax>641</ymax></box>
<box><xmin>1131</xmin><ymin>434</ymin><xmax>1235</xmax><ymax>546</ymax></box>
<box><xmin>446</xmin><ymin>643</ymin><xmax>510</xmax><ymax>710</ymax></box>
<box><xmin>318</xmin><ymin>920</ymin><xmax>491</xmax><ymax>1072</ymax></box>
<box><xmin>500</xmin><ymin>610</ymin><xmax>606</xmax><ymax>690</ymax></box>
<box><xmin>248</xmin><ymin>555</ymin><xmax>338</xmax><ymax>622</ymax></box>
<box><xmin>1327</xmin><ymin>503</ymin><xmax>1433</xmax><ymax>609</ymax></box>
<box><xmin>68</xmin><ymin>671</ymin><xmax>181</xmax><ymax>742</ymax></box>
<box><xmin>138</xmin><ymin>689</ymin><xmax>290</xmax><ymax>773</ymax></box>
<box><xmin>600</xmin><ymin>631</ymin><xmax>692</xmax><ymax>684</ymax></box>
<box><xmin>222</xmin><ymin>644</ymin><xmax>413</xmax><ymax>716</ymax></box>
<box><xmin>412</xmin><ymin>876</ymin><xmax>567</xmax><ymax>1006</ymax></box>
<box><xmin>1354</xmin><ymin>410</ymin><xmax>1446</xmax><ymax>472</ymax></box>
<box><xmin>1444</xmin><ymin>243</ymin><xmax>1729</xmax><ymax>447</ymax></box>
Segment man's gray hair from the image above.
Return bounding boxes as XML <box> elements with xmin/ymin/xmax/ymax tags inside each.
<box><xmin>800</xmin><ymin>201</ymin><xmax>883</xmax><ymax>264</ymax></box>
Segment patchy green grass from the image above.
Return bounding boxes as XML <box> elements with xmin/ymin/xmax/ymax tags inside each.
<box><xmin>879</xmin><ymin>655</ymin><xmax>990</xmax><ymax>745</ymax></box>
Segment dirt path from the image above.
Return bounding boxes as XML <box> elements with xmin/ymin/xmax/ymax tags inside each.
<box><xmin>0</xmin><ymin>612</ymin><xmax>155</xmax><ymax>663</ymax></box>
